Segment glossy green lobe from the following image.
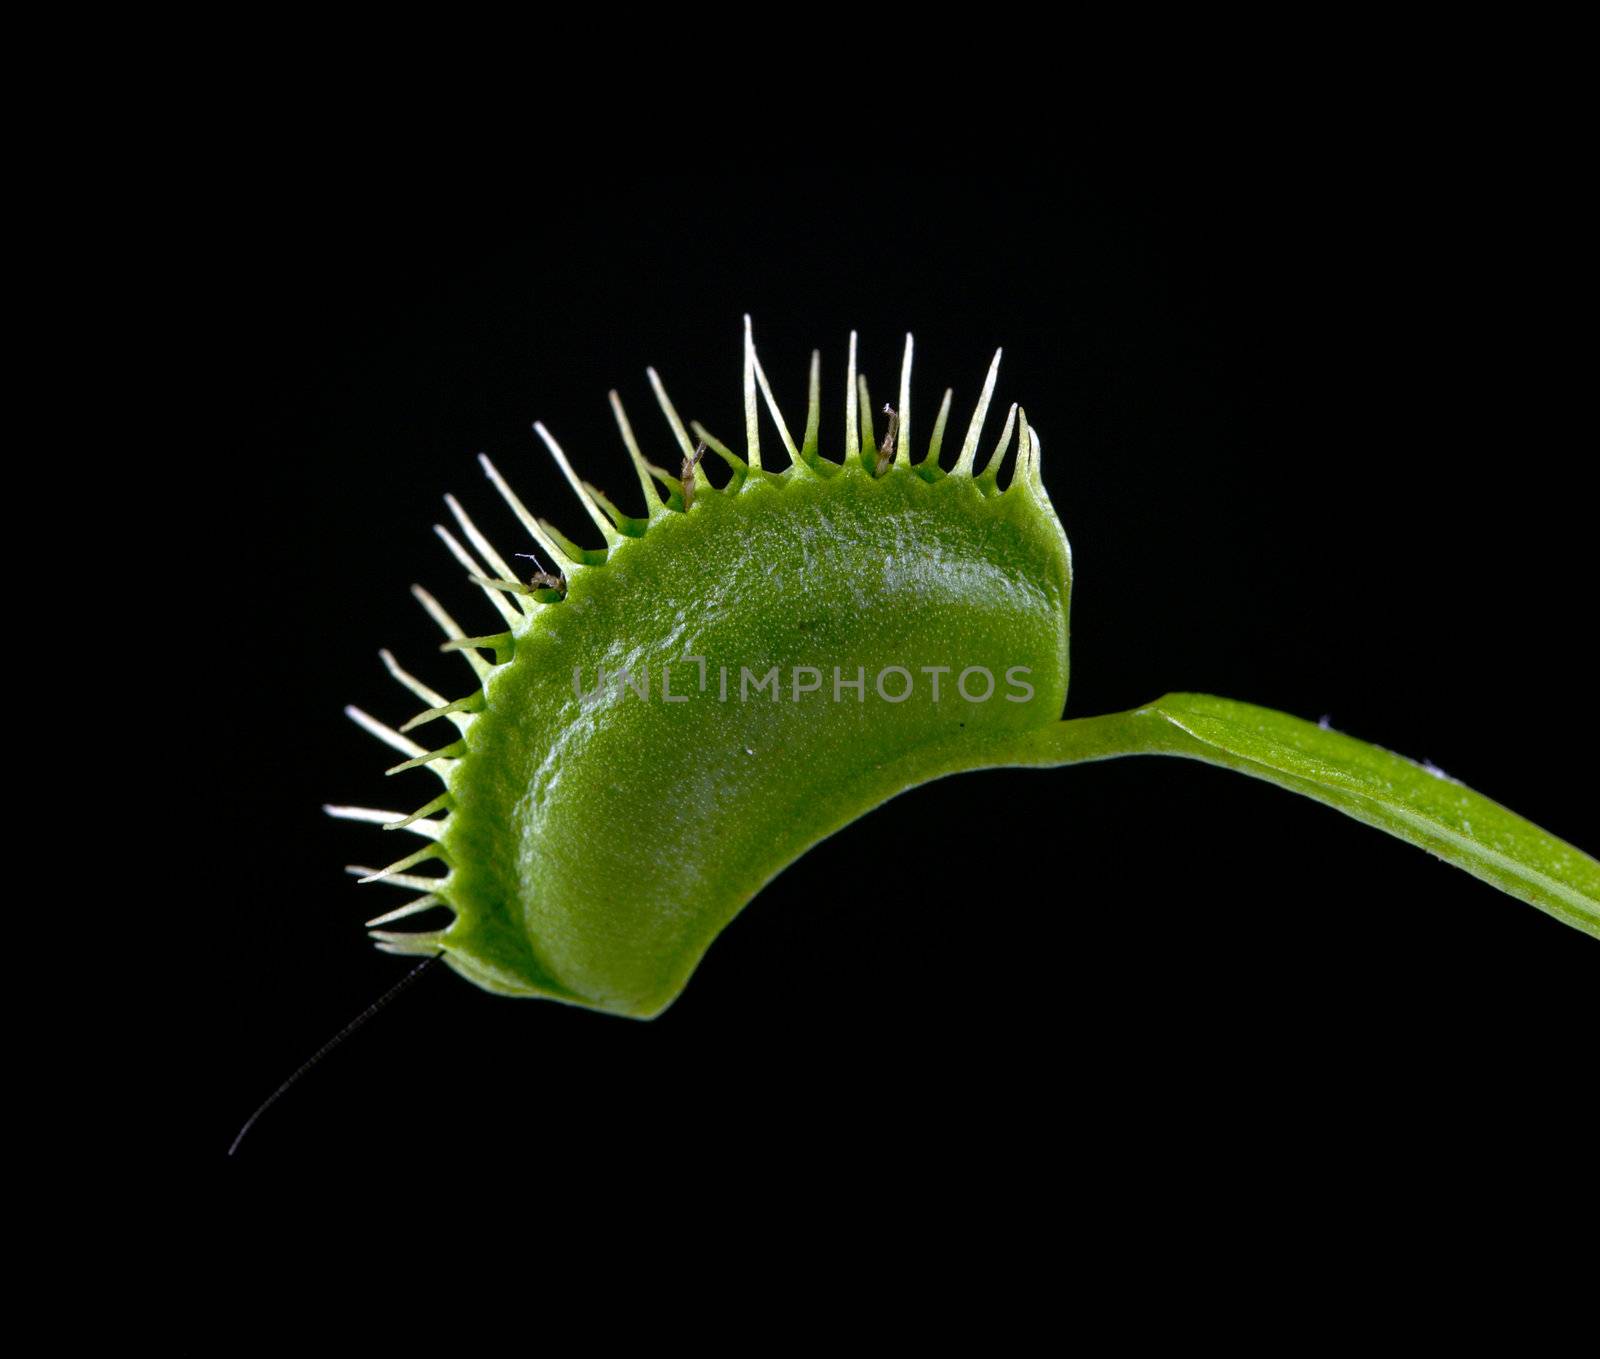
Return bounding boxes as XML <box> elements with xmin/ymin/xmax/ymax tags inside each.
<box><xmin>442</xmin><ymin>461</ymin><xmax>1072</xmax><ymax>1015</ymax></box>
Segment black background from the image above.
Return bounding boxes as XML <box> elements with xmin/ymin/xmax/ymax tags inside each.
<box><xmin>206</xmin><ymin>144</ymin><xmax>1594</xmax><ymax>1184</ymax></box>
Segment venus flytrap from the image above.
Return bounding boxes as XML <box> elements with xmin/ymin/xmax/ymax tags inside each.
<box><xmin>331</xmin><ymin>318</ymin><xmax>1598</xmax><ymax>1021</ymax></box>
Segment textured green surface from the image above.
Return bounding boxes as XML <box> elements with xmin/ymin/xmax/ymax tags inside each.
<box><xmin>439</xmin><ymin>458</ymin><xmax>1072</xmax><ymax>1014</ymax></box>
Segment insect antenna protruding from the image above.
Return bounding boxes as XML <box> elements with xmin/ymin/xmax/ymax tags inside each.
<box><xmin>511</xmin><ymin>557</ymin><xmax>567</xmax><ymax>598</ymax></box>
